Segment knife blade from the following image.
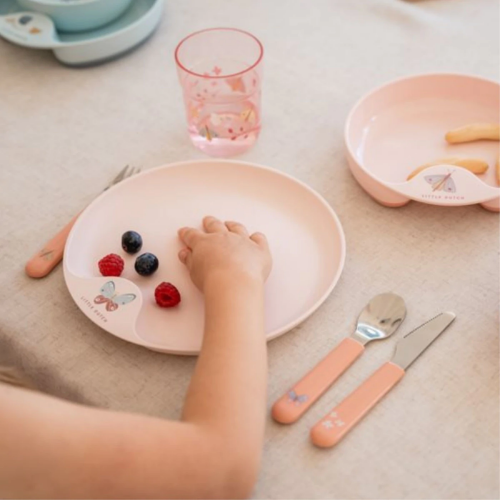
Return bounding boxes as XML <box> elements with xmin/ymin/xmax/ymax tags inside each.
<box><xmin>310</xmin><ymin>312</ymin><xmax>456</xmax><ymax>448</ymax></box>
<box><xmin>391</xmin><ymin>312</ymin><xmax>456</xmax><ymax>370</ymax></box>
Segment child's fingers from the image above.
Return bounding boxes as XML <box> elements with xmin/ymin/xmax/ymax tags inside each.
<box><xmin>203</xmin><ymin>216</ymin><xmax>227</xmax><ymax>233</ymax></box>
<box><xmin>178</xmin><ymin>227</ymin><xmax>203</xmax><ymax>247</ymax></box>
<box><xmin>225</xmin><ymin>220</ymin><xmax>249</xmax><ymax>237</ymax></box>
<box><xmin>178</xmin><ymin>248</ymin><xmax>192</xmax><ymax>267</ymax></box>
<box><xmin>250</xmin><ymin>232</ymin><xmax>269</xmax><ymax>250</ymax></box>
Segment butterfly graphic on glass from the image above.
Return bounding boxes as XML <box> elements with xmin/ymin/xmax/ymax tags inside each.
<box><xmin>425</xmin><ymin>171</ymin><xmax>456</xmax><ymax>193</ymax></box>
<box><xmin>287</xmin><ymin>390</ymin><xmax>308</xmax><ymax>406</ymax></box>
<box><xmin>94</xmin><ymin>281</ymin><xmax>136</xmax><ymax>312</ymax></box>
<box><xmin>199</xmin><ymin>125</ymin><xmax>218</xmax><ymax>142</ymax></box>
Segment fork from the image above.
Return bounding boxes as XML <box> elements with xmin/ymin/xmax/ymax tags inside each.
<box><xmin>25</xmin><ymin>165</ymin><xmax>141</xmax><ymax>279</ymax></box>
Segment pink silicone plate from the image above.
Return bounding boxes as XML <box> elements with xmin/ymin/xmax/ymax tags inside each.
<box><xmin>345</xmin><ymin>73</ymin><xmax>500</xmax><ymax>211</ymax></box>
<box><xmin>64</xmin><ymin>160</ymin><xmax>346</xmax><ymax>355</ymax></box>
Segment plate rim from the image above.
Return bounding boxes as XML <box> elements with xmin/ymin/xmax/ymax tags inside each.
<box><xmin>344</xmin><ymin>72</ymin><xmax>500</xmax><ymax>206</ymax></box>
<box><xmin>64</xmin><ymin>159</ymin><xmax>346</xmax><ymax>355</ymax></box>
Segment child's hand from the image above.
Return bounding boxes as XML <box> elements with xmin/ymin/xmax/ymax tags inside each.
<box><xmin>178</xmin><ymin>216</ymin><xmax>272</xmax><ymax>292</ymax></box>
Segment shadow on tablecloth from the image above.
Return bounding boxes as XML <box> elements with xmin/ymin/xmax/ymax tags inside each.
<box><xmin>0</xmin><ymin>333</ymin><xmax>91</xmax><ymax>405</ymax></box>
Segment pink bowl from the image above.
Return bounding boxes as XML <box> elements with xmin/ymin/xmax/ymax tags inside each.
<box><xmin>345</xmin><ymin>74</ymin><xmax>500</xmax><ymax>211</ymax></box>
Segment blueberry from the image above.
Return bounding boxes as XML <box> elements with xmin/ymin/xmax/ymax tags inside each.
<box><xmin>135</xmin><ymin>253</ymin><xmax>159</xmax><ymax>276</ymax></box>
<box><xmin>122</xmin><ymin>231</ymin><xmax>143</xmax><ymax>254</ymax></box>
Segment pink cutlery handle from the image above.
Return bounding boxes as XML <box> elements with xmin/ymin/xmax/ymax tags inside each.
<box><xmin>25</xmin><ymin>213</ymin><xmax>80</xmax><ymax>278</ymax></box>
<box><xmin>272</xmin><ymin>337</ymin><xmax>365</xmax><ymax>424</ymax></box>
<box><xmin>310</xmin><ymin>362</ymin><xmax>405</xmax><ymax>448</ymax></box>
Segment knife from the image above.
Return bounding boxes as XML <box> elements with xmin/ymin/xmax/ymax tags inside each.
<box><xmin>272</xmin><ymin>293</ymin><xmax>406</xmax><ymax>424</ymax></box>
<box><xmin>310</xmin><ymin>312</ymin><xmax>456</xmax><ymax>448</ymax></box>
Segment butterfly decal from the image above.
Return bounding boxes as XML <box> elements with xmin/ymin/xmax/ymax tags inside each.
<box><xmin>240</xmin><ymin>108</ymin><xmax>256</xmax><ymax>123</ymax></box>
<box><xmin>226</xmin><ymin>77</ymin><xmax>246</xmax><ymax>93</ymax></box>
<box><xmin>199</xmin><ymin>125</ymin><xmax>218</xmax><ymax>142</ymax></box>
<box><xmin>94</xmin><ymin>281</ymin><xmax>136</xmax><ymax>312</ymax></box>
<box><xmin>287</xmin><ymin>390</ymin><xmax>308</xmax><ymax>406</ymax></box>
<box><xmin>188</xmin><ymin>102</ymin><xmax>201</xmax><ymax>120</ymax></box>
<box><xmin>39</xmin><ymin>248</ymin><xmax>54</xmax><ymax>261</ymax></box>
<box><xmin>210</xmin><ymin>113</ymin><xmax>222</xmax><ymax>126</ymax></box>
<box><xmin>19</xmin><ymin>15</ymin><xmax>33</xmax><ymax>25</ymax></box>
<box><xmin>425</xmin><ymin>172</ymin><xmax>456</xmax><ymax>193</ymax></box>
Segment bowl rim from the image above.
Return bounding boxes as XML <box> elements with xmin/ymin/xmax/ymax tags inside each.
<box><xmin>344</xmin><ymin>72</ymin><xmax>500</xmax><ymax>188</ymax></box>
<box><xmin>53</xmin><ymin>0</ymin><xmax>159</xmax><ymax>47</ymax></box>
<box><xmin>19</xmin><ymin>0</ymin><xmax>103</xmax><ymax>6</ymax></box>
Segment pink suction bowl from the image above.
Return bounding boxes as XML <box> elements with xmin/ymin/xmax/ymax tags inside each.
<box><xmin>344</xmin><ymin>74</ymin><xmax>500</xmax><ymax>211</ymax></box>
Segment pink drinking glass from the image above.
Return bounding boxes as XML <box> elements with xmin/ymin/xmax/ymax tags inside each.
<box><xmin>175</xmin><ymin>28</ymin><xmax>264</xmax><ymax>157</ymax></box>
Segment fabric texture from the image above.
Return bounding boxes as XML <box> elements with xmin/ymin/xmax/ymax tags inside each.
<box><xmin>0</xmin><ymin>0</ymin><xmax>498</xmax><ymax>498</ymax></box>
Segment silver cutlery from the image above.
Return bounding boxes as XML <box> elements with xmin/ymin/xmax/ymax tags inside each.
<box><xmin>311</xmin><ymin>312</ymin><xmax>456</xmax><ymax>447</ymax></box>
<box><xmin>272</xmin><ymin>293</ymin><xmax>407</xmax><ymax>424</ymax></box>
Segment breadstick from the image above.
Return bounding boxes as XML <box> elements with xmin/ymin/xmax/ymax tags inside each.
<box><xmin>407</xmin><ymin>157</ymin><xmax>489</xmax><ymax>180</ymax></box>
<box><xmin>445</xmin><ymin>123</ymin><xmax>500</xmax><ymax>144</ymax></box>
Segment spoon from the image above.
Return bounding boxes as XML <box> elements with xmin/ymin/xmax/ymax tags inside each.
<box><xmin>272</xmin><ymin>292</ymin><xmax>407</xmax><ymax>424</ymax></box>
<box><xmin>0</xmin><ymin>11</ymin><xmax>61</xmax><ymax>48</ymax></box>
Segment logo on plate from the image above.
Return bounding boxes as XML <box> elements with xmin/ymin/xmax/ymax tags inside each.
<box><xmin>425</xmin><ymin>171</ymin><xmax>456</xmax><ymax>193</ymax></box>
<box><xmin>93</xmin><ymin>281</ymin><xmax>136</xmax><ymax>312</ymax></box>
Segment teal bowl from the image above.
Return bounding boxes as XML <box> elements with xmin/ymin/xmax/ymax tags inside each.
<box><xmin>16</xmin><ymin>0</ymin><xmax>133</xmax><ymax>32</ymax></box>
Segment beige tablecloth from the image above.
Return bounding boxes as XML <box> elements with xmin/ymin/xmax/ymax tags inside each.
<box><xmin>1</xmin><ymin>0</ymin><xmax>499</xmax><ymax>498</ymax></box>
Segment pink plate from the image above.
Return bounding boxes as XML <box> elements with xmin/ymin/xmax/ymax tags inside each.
<box><xmin>345</xmin><ymin>73</ymin><xmax>500</xmax><ymax>211</ymax></box>
<box><xmin>64</xmin><ymin>160</ymin><xmax>346</xmax><ymax>355</ymax></box>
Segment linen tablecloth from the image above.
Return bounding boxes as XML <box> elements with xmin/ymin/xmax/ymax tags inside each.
<box><xmin>1</xmin><ymin>0</ymin><xmax>498</xmax><ymax>498</ymax></box>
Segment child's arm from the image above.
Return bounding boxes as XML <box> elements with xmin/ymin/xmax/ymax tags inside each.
<box><xmin>0</xmin><ymin>217</ymin><xmax>272</xmax><ymax>499</ymax></box>
<box><xmin>179</xmin><ymin>217</ymin><xmax>272</xmax><ymax>487</ymax></box>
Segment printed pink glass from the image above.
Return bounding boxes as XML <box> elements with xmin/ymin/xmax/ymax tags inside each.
<box><xmin>175</xmin><ymin>28</ymin><xmax>264</xmax><ymax>157</ymax></box>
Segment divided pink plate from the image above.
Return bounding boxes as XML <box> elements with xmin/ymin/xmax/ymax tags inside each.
<box><xmin>345</xmin><ymin>73</ymin><xmax>500</xmax><ymax>211</ymax></box>
<box><xmin>64</xmin><ymin>160</ymin><xmax>346</xmax><ymax>355</ymax></box>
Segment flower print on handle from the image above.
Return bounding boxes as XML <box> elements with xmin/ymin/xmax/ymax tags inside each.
<box><xmin>321</xmin><ymin>417</ymin><xmax>345</xmax><ymax>431</ymax></box>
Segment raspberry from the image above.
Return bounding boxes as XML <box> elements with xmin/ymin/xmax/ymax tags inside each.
<box><xmin>98</xmin><ymin>254</ymin><xmax>124</xmax><ymax>277</ymax></box>
<box><xmin>155</xmin><ymin>282</ymin><xmax>181</xmax><ymax>308</ymax></box>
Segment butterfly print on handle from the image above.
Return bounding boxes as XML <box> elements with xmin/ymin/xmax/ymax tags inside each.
<box><xmin>287</xmin><ymin>390</ymin><xmax>308</xmax><ymax>406</ymax></box>
<box><xmin>40</xmin><ymin>248</ymin><xmax>54</xmax><ymax>261</ymax></box>
<box><xmin>94</xmin><ymin>281</ymin><xmax>136</xmax><ymax>312</ymax></box>
<box><xmin>425</xmin><ymin>172</ymin><xmax>456</xmax><ymax>193</ymax></box>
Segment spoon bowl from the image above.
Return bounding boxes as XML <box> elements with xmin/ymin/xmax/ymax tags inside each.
<box><xmin>352</xmin><ymin>292</ymin><xmax>407</xmax><ymax>344</ymax></box>
<box><xmin>272</xmin><ymin>292</ymin><xmax>407</xmax><ymax>424</ymax></box>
